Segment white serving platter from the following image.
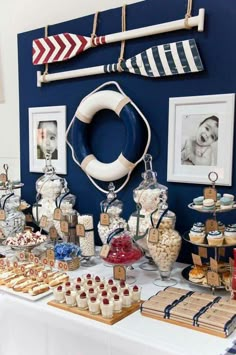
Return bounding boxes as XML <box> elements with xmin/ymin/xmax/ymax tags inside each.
<box><xmin>0</xmin><ymin>285</ymin><xmax>52</xmax><ymax>301</ymax></box>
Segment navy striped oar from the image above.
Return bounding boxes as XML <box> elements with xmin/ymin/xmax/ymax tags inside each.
<box><xmin>37</xmin><ymin>39</ymin><xmax>204</xmax><ymax>86</ymax></box>
<box><xmin>33</xmin><ymin>9</ymin><xmax>205</xmax><ymax>65</ymax></box>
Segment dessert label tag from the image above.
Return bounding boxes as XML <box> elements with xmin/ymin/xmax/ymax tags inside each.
<box><xmin>219</xmin><ymin>247</ymin><xmax>225</xmax><ymax>257</ymax></box>
<box><xmin>204</xmin><ymin>187</ymin><xmax>217</xmax><ymax>201</ymax></box>
<box><xmin>205</xmin><ymin>219</ymin><xmax>218</xmax><ymax>233</ymax></box>
<box><xmin>34</xmin><ymin>257</ymin><xmax>40</xmax><ymax>265</ymax></box>
<box><xmin>100</xmin><ymin>245</ymin><xmax>110</xmax><ymax>258</ymax></box>
<box><xmin>42</xmin><ymin>258</ymin><xmax>48</xmax><ymax>266</ymax></box>
<box><xmin>229</xmin><ymin>257</ymin><xmax>234</xmax><ymax>268</ymax></box>
<box><xmin>113</xmin><ymin>265</ymin><xmax>126</xmax><ymax>281</ymax></box>
<box><xmin>29</xmin><ymin>253</ymin><xmax>35</xmax><ymax>262</ymax></box>
<box><xmin>47</xmin><ymin>249</ymin><xmax>55</xmax><ymax>261</ymax></box>
<box><xmin>42</xmin><ymin>271</ymin><xmax>48</xmax><ymax>279</ymax></box>
<box><xmin>29</xmin><ymin>269</ymin><xmax>35</xmax><ymax>277</ymax></box>
<box><xmin>0</xmin><ymin>173</ymin><xmax>7</xmax><ymax>183</ymax></box>
<box><xmin>39</xmin><ymin>215</ymin><xmax>48</xmax><ymax>228</ymax></box>
<box><xmin>13</xmin><ymin>261</ymin><xmax>18</xmax><ymax>269</ymax></box>
<box><xmin>198</xmin><ymin>247</ymin><xmax>208</xmax><ymax>259</ymax></box>
<box><xmin>53</xmin><ymin>208</ymin><xmax>62</xmax><ymax>221</ymax></box>
<box><xmin>49</xmin><ymin>226</ymin><xmax>57</xmax><ymax>239</ymax></box>
<box><xmin>58</xmin><ymin>261</ymin><xmax>64</xmax><ymax>270</ymax></box>
<box><xmin>76</xmin><ymin>224</ymin><xmax>85</xmax><ymax>237</ymax></box>
<box><xmin>100</xmin><ymin>213</ymin><xmax>110</xmax><ymax>226</ymax></box>
<box><xmin>60</xmin><ymin>221</ymin><xmax>69</xmax><ymax>234</ymax></box>
<box><xmin>148</xmin><ymin>228</ymin><xmax>159</xmax><ymax>244</ymax></box>
<box><xmin>25</xmin><ymin>214</ymin><xmax>33</xmax><ymax>222</ymax></box>
<box><xmin>49</xmin><ymin>260</ymin><xmax>55</xmax><ymax>268</ymax></box>
<box><xmin>191</xmin><ymin>253</ymin><xmax>202</xmax><ymax>266</ymax></box>
<box><xmin>210</xmin><ymin>257</ymin><xmax>218</xmax><ymax>272</ymax></box>
<box><xmin>19</xmin><ymin>252</ymin><xmax>25</xmax><ymax>260</ymax></box>
<box><xmin>21</xmin><ymin>265</ymin><xmax>25</xmax><ymax>273</ymax></box>
<box><xmin>0</xmin><ymin>209</ymin><xmax>6</xmax><ymax>221</ymax></box>
<box><xmin>207</xmin><ymin>271</ymin><xmax>221</xmax><ymax>287</ymax></box>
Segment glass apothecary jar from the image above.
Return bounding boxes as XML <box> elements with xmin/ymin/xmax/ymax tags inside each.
<box><xmin>98</xmin><ymin>183</ymin><xmax>127</xmax><ymax>244</ymax></box>
<box><xmin>32</xmin><ymin>154</ymin><xmax>67</xmax><ymax>232</ymax></box>
<box><xmin>0</xmin><ymin>193</ymin><xmax>25</xmax><ymax>238</ymax></box>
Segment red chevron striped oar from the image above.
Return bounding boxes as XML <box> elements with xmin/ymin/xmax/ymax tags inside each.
<box><xmin>37</xmin><ymin>39</ymin><xmax>203</xmax><ymax>86</ymax></box>
<box><xmin>33</xmin><ymin>9</ymin><xmax>205</xmax><ymax>65</ymax></box>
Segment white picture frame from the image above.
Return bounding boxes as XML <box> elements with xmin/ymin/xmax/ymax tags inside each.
<box><xmin>167</xmin><ymin>93</ymin><xmax>235</xmax><ymax>186</ymax></box>
<box><xmin>28</xmin><ymin>105</ymin><xmax>67</xmax><ymax>174</ymax></box>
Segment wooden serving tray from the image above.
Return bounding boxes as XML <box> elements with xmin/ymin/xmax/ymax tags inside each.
<box><xmin>48</xmin><ymin>299</ymin><xmax>141</xmax><ymax>325</ymax></box>
<box><xmin>141</xmin><ymin>311</ymin><xmax>227</xmax><ymax>338</ymax></box>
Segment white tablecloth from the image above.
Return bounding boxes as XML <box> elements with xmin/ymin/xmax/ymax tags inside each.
<box><xmin>0</xmin><ymin>257</ymin><xmax>233</xmax><ymax>355</ymax></box>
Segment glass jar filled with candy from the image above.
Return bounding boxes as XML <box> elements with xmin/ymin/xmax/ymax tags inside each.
<box><xmin>32</xmin><ymin>154</ymin><xmax>67</xmax><ymax>232</ymax></box>
<box><xmin>128</xmin><ymin>154</ymin><xmax>168</xmax><ymax>270</ymax></box>
<box><xmin>0</xmin><ymin>192</ymin><xmax>25</xmax><ymax>238</ymax></box>
<box><xmin>98</xmin><ymin>182</ymin><xmax>127</xmax><ymax>245</ymax></box>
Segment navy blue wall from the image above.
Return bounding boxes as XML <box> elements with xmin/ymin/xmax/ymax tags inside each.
<box><xmin>18</xmin><ymin>0</ymin><xmax>236</xmax><ymax>263</ymax></box>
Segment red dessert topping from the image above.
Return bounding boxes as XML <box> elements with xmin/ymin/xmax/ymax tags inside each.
<box><xmin>90</xmin><ymin>297</ymin><xmax>96</xmax><ymax>302</ymax></box>
<box><xmin>99</xmin><ymin>283</ymin><xmax>105</xmax><ymax>289</ymax></box>
<box><xmin>80</xmin><ymin>292</ymin><xmax>86</xmax><ymax>299</ymax></box>
<box><xmin>77</xmin><ymin>277</ymin><xmax>82</xmax><ymax>282</ymax></box>
<box><xmin>101</xmin><ymin>290</ymin><xmax>107</xmax><ymax>297</ymax></box>
<box><xmin>133</xmin><ymin>285</ymin><xmax>139</xmax><ymax>292</ymax></box>
<box><xmin>123</xmin><ymin>289</ymin><xmax>129</xmax><ymax>296</ymax></box>
<box><xmin>108</xmin><ymin>279</ymin><xmax>113</xmax><ymax>285</ymax></box>
<box><xmin>89</xmin><ymin>288</ymin><xmax>94</xmax><ymax>293</ymax></box>
<box><xmin>103</xmin><ymin>298</ymin><xmax>109</xmax><ymax>305</ymax></box>
<box><xmin>111</xmin><ymin>286</ymin><xmax>117</xmax><ymax>293</ymax></box>
<box><xmin>95</xmin><ymin>276</ymin><xmax>100</xmax><ymax>282</ymax></box>
<box><xmin>86</xmin><ymin>273</ymin><xmax>91</xmax><ymax>279</ymax></box>
<box><xmin>120</xmin><ymin>280</ymin><xmax>126</xmax><ymax>287</ymax></box>
<box><xmin>57</xmin><ymin>285</ymin><xmax>63</xmax><ymax>291</ymax></box>
<box><xmin>114</xmin><ymin>294</ymin><xmax>119</xmax><ymax>301</ymax></box>
<box><xmin>75</xmin><ymin>284</ymin><xmax>81</xmax><ymax>290</ymax></box>
<box><xmin>87</xmin><ymin>280</ymin><xmax>93</xmax><ymax>285</ymax></box>
<box><xmin>65</xmin><ymin>282</ymin><xmax>71</xmax><ymax>287</ymax></box>
<box><xmin>66</xmin><ymin>290</ymin><xmax>71</xmax><ymax>296</ymax></box>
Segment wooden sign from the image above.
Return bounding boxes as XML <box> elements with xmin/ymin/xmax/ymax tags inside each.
<box><xmin>29</xmin><ymin>269</ymin><xmax>35</xmax><ymax>277</ymax></box>
<box><xmin>76</xmin><ymin>224</ymin><xmax>85</xmax><ymax>237</ymax></box>
<box><xmin>20</xmin><ymin>265</ymin><xmax>26</xmax><ymax>273</ymax></box>
<box><xmin>42</xmin><ymin>271</ymin><xmax>48</xmax><ymax>279</ymax></box>
<box><xmin>113</xmin><ymin>265</ymin><xmax>126</xmax><ymax>281</ymax></box>
<box><xmin>25</xmin><ymin>214</ymin><xmax>33</xmax><ymax>222</ymax></box>
<box><xmin>13</xmin><ymin>261</ymin><xmax>18</xmax><ymax>269</ymax></box>
<box><xmin>0</xmin><ymin>173</ymin><xmax>7</xmax><ymax>183</ymax></box>
<box><xmin>100</xmin><ymin>245</ymin><xmax>110</xmax><ymax>258</ymax></box>
<box><xmin>47</xmin><ymin>249</ymin><xmax>55</xmax><ymax>261</ymax></box>
<box><xmin>58</xmin><ymin>261</ymin><xmax>64</xmax><ymax>270</ymax></box>
<box><xmin>49</xmin><ymin>260</ymin><xmax>55</xmax><ymax>268</ymax></box>
<box><xmin>42</xmin><ymin>258</ymin><xmax>48</xmax><ymax>266</ymax></box>
<box><xmin>148</xmin><ymin>228</ymin><xmax>159</xmax><ymax>244</ymax></box>
<box><xmin>204</xmin><ymin>187</ymin><xmax>217</xmax><ymax>201</ymax></box>
<box><xmin>34</xmin><ymin>257</ymin><xmax>40</xmax><ymax>265</ymax></box>
<box><xmin>49</xmin><ymin>226</ymin><xmax>57</xmax><ymax>239</ymax></box>
<box><xmin>53</xmin><ymin>208</ymin><xmax>62</xmax><ymax>221</ymax></box>
<box><xmin>100</xmin><ymin>213</ymin><xmax>110</xmax><ymax>226</ymax></box>
<box><xmin>192</xmin><ymin>253</ymin><xmax>202</xmax><ymax>266</ymax></box>
<box><xmin>198</xmin><ymin>247</ymin><xmax>208</xmax><ymax>259</ymax></box>
<box><xmin>207</xmin><ymin>271</ymin><xmax>221</xmax><ymax>287</ymax></box>
<box><xmin>210</xmin><ymin>257</ymin><xmax>218</xmax><ymax>272</ymax></box>
<box><xmin>39</xmin><ymin>215</ymin><xmax>48</xmax><ymax>228</ymax></box>
<box><xmin>0</xmin><ymin>209</ymin><xmax>6</xmax><ymax>221</ymax></box>
<box><xmin>19</xmin><ymin>252</ymin><xmax>25</xmax><ymax>261</ymax></box>
<box><xmin>219</xmin><ymin>247</ymin><xmax>225</xmax><ymax>257</ymax></box>
<box><xmin>60</xmin><ymin>221</ymin><xmax>69</xmax><ymax>234</ymax></box>
<box><xmin>205</xmin><ymin>219</ymin><xmax>218</xmax><ymax>233</ymax></box>
<box><xmin>63</xmin><ymin>262</ymin><xmax>68</xmax><ymax>271</ymax></box>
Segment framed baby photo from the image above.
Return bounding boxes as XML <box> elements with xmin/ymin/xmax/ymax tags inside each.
<box><xmin>167</xmin><ymin>93</ymin><xmax>235</xmax><ymax>186</ymax></box>
<box><xmin>28</xmin><ymin>105</ymin><xmax>67</xmax><ymax>174</ymax></box>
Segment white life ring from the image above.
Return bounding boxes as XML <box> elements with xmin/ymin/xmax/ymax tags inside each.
<box><xmin>67</xmin><ymin>89</ymin><xmax>150</xmax><ymax>182</ymax></box>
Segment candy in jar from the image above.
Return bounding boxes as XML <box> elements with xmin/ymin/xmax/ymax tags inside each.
<box><xmin>0</xmin><ymin>193</ymin><xmax>25</xmax><ymax>238</ymax></box>
<box><xmin>77</xmin><ymin>214</ymin><xmax>95</xmax><ymax>257</ymax></box>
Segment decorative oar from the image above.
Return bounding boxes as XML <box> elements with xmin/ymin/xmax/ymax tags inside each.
<box><xmin>33</xmin><ymin>9</ymin><xmax>205</xmax><ymax>65</ymax></box>
<box><xmin>37</xmin><ymin>39</ymin><xmax>203</xmax><ymax>87</ymax></box>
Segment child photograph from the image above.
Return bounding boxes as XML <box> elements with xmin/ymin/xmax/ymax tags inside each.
<box><xmin>37</xmin><ymin>120</ymin><xmax>58</xmax><ymax>160</ymax></box>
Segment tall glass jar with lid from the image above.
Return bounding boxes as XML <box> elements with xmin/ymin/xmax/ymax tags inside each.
<box><xmin>32</xmin><ymin>154</ymin><xmax>67</xmax><ymax>232</ymax></box>
<box><xmin>97</xmin><ymin>182</ymin><xmax>127</xmax><ymax>245</ymax></box>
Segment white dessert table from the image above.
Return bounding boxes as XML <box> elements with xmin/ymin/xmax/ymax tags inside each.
<box><xmin>0</xmin><ymin>256</ymin><xmax>233</xmax><ymax>355</ymax></box>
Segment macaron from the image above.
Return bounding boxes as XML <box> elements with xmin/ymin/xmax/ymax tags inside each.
<box><xmin>223</xmin><ymin>193</ymin><xmax>234</xmax><ymax>201</ymax></box>
<box><xmin>220</xmin><ymin>196</ymin><xmax>233</xmax><ymax>209</ymax></box>
<box><xmin>203</xmin><ymin>198</ymin><xmax>215</xmax><ymax>210</ymax></box>
<box><xmin>193</xmin><ymin>196</ymin><xmax>204</xmax><ymax>205</ymax></box>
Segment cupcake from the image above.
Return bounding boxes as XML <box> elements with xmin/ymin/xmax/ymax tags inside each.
<box><xmin>203</xmin><ymin>199</ymin><xmax>215</xmax><ymax>211</ymax></box>
<box><xmin>189</xmin><ymin>226</ymin><xmax>205</xmax><ymax>244</ymax></box>
<box><xmin>193</xmin><ymin>222</ymin><xmax>205</xmax><ymax>232</ymax></box>
<box><xmin>224</xmin><ymin>226</ymin><xmax>236</xmax><ymax>245</ymax></box>
<box><xmin>193</xmin><ymin>196</ymin><xmax>204</xmax><ymax>210</ymax></box>
<box><xmin>220</xmin><ymin>196</ymin><xmax>233</xmax><ymax>210</ymax></box>
<box><xmin>207</xmin><ymin>230</ymin><xmax>224</xmax><ymax>246</ymax></box>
